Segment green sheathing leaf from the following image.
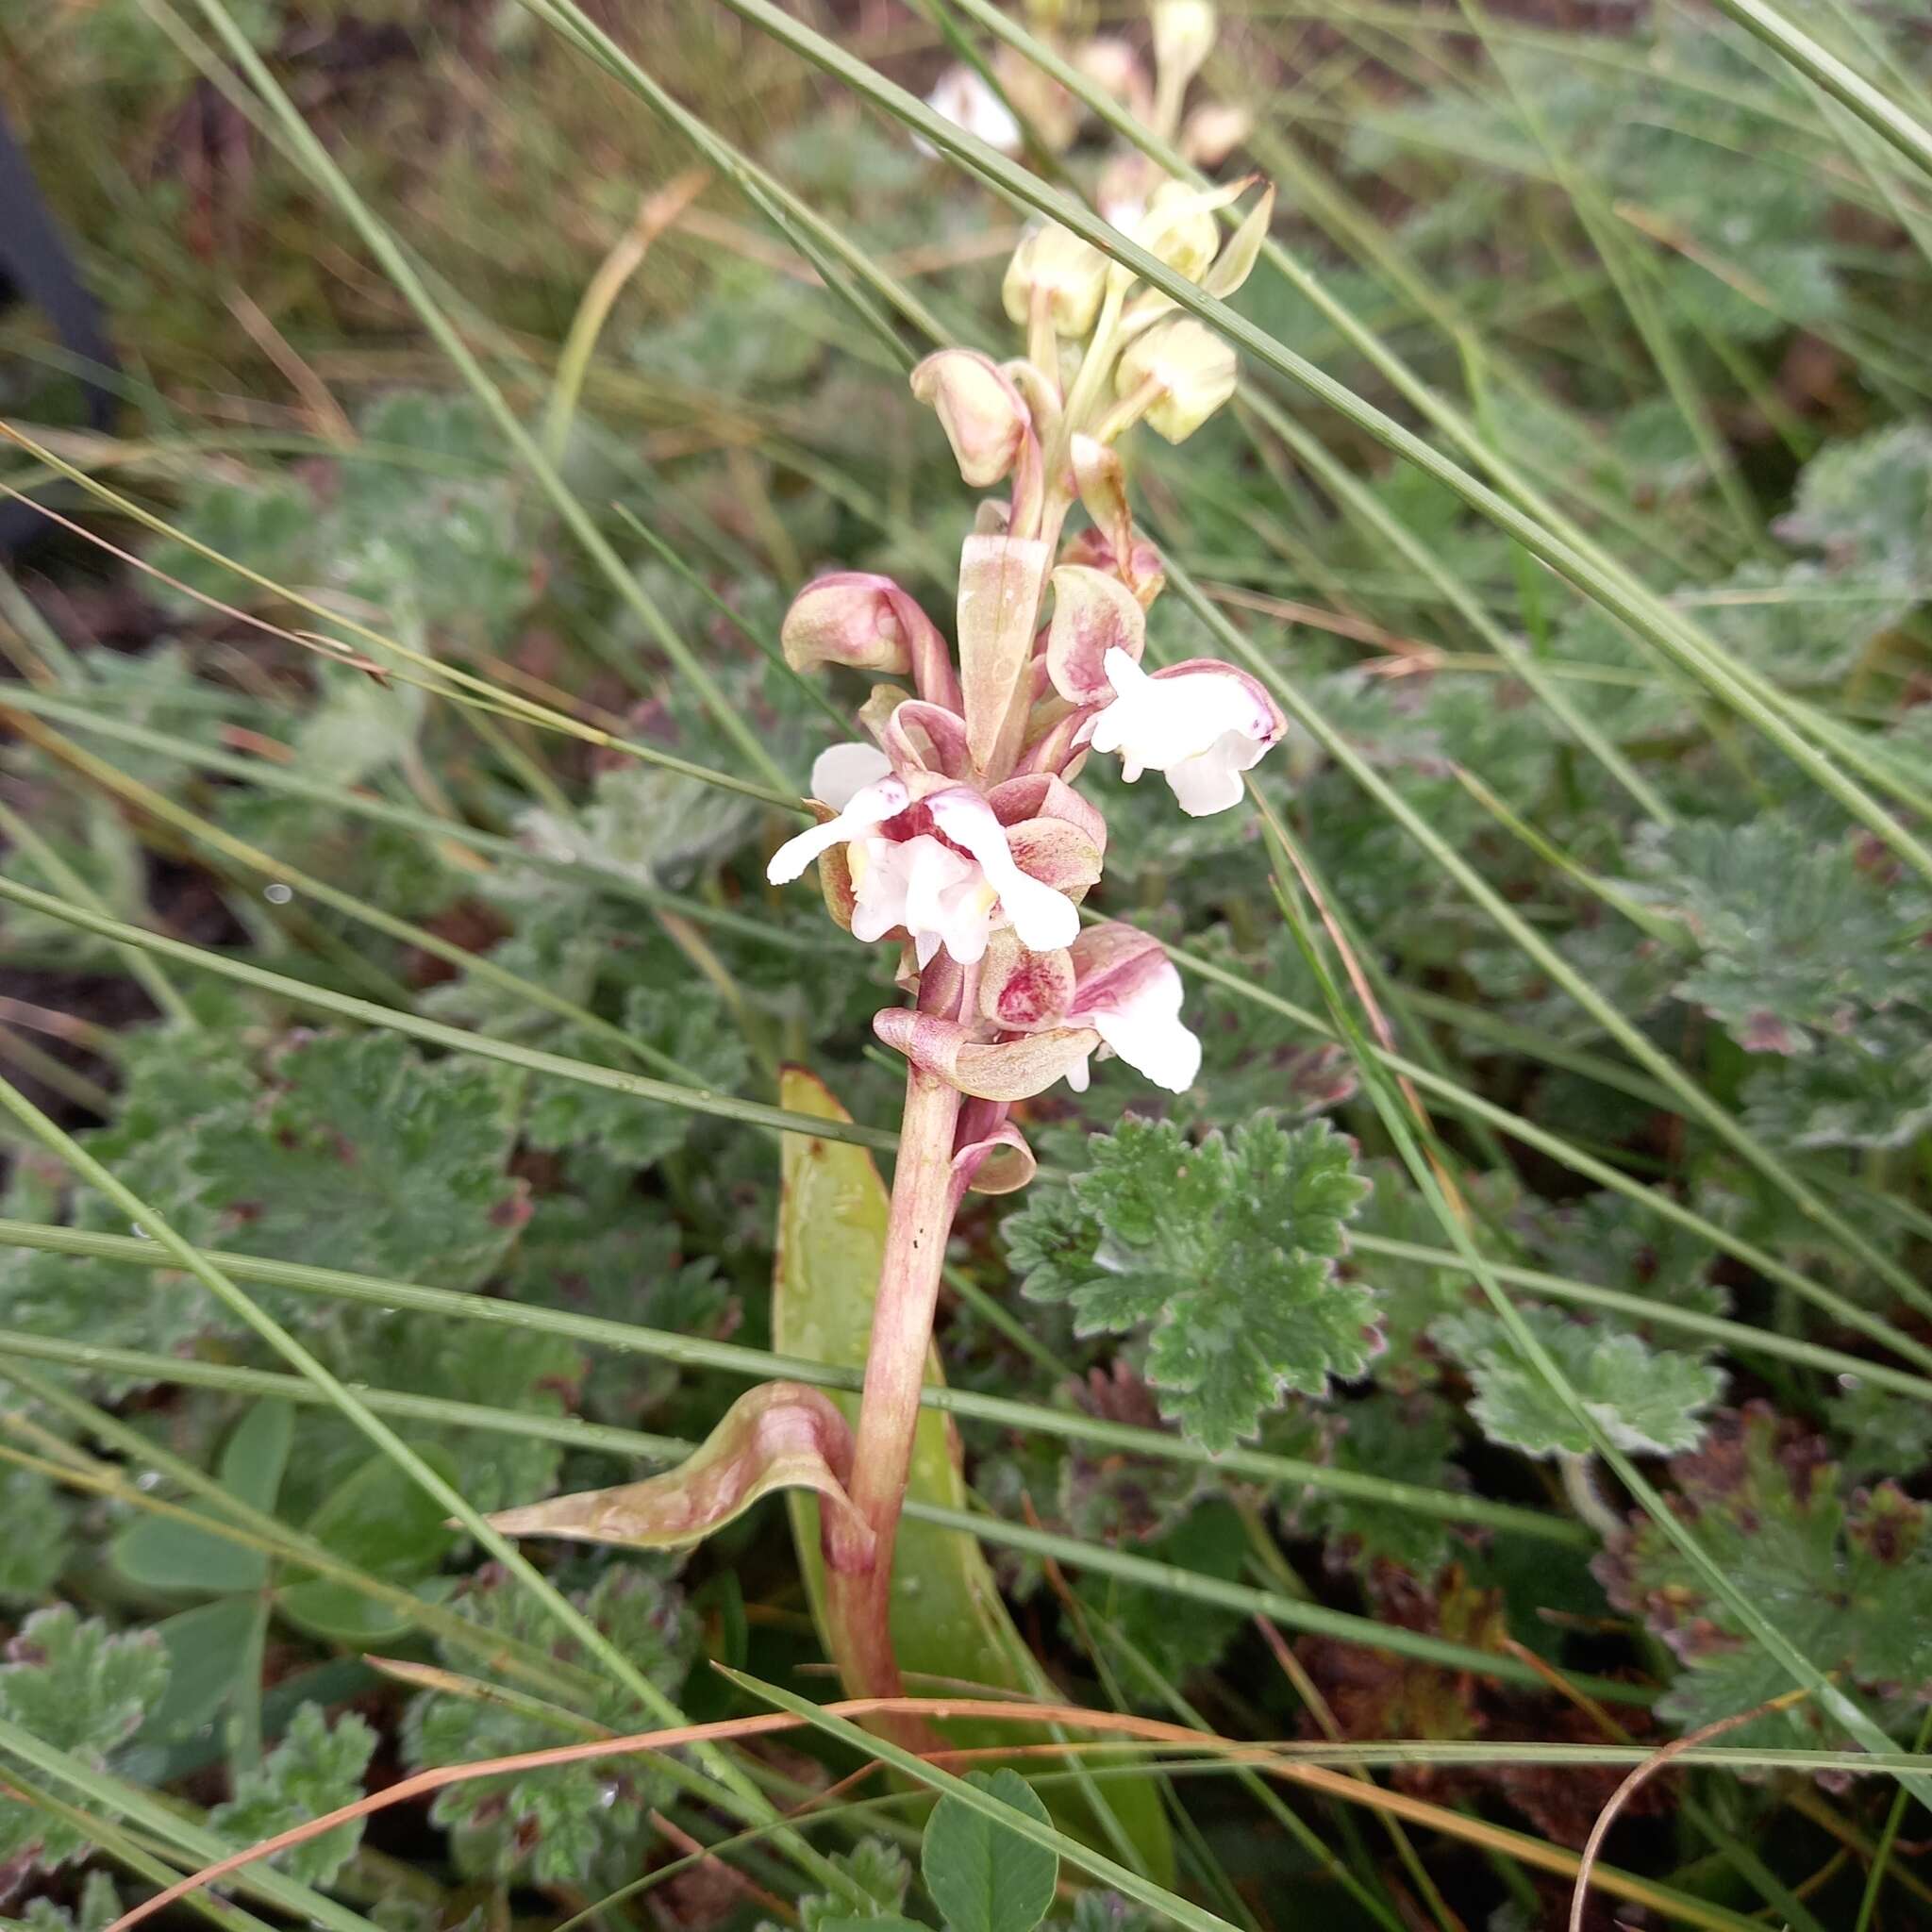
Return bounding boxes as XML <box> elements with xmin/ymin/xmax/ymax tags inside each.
<box><xmin>774</xmin><ymin>1069</ymin><xmax>1174</xmax><ymax>1886</ymax></box>
<box><xmin>1009</xmin><ymin>1117</ymin><xmax>1374</xmax><ymax>1453</ymax></box>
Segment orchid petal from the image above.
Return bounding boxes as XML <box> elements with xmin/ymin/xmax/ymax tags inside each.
<box><xmin>810</xmin><ymin>741</ymin><xmax>893</xmax><ymax>810</ymax></box>
<box><xmin>926</xmin><ymin>788</ymin><xmax>1081</xmax><ymax>953</ymax></box>
<box><xmin>1066</xmin><ymin>921</ymin><xmax>1203</xmax><ymax>1092</ymax></box>
<box><xmin>1046</xmin><ymin>563</ymin><xmax>1145</xmax><ymax>707</ymax></box>
<box><xmin>766</xmin><ymin>777</ymin><xmax>908</xmax><ymax>885</ymax></box>
<box><xmin>1085</xmin><ymin>649</ymin><xmax>1284</xmax><ymax>816</ymax></box>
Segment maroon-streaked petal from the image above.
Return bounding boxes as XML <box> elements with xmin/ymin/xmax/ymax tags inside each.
<box><xmin>977</xmin><ymin>929</ymin><xmax>1076</xmax><ymax>1030</ymax></box>
<box><xmin>1045</xmin><ymin>562</ymin><xmax>1146</xmax><ymax>707</ymax></box>
<box><xmin>1003</xmin><ymin>817</ymin><xmax>1104</xmax><ymax>896</ymax></box>
<box><xmin>987</xmin><ymin>771</ymin><xmax>1108</xmax><ymax>851</ymax></box>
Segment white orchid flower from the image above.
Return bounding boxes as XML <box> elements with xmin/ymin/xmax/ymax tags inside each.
<box><xmin>1062</xmin><ymin>924</ymin><xmax>1202</xmax><ymax>1093</ymax></box>
<box><xmin>1083</xmin><ymin>647</ymin><xmax>1285</xmax><ymax>816</ymax></box>
<box><xmin>769</xmin><ymin>745</ymin><xmax>1083</xmax><ymax>968</ymax></box>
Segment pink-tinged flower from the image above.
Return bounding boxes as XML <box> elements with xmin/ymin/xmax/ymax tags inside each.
<box><xmin>1060</xmin><ymin>923</ymin><xmax>1201</xmax><ymax>1093</ymax></box>
<box><xmin>767</xmin><ymin>744</ymin><xmax>1088</xmax><ymax>968</ymax></box>
<box><xmin>782</xmin><ymin>575</ymin><xmax>961</xmax><ymax>714</ymax></box>
<box><xmin>1082</xmin><ymin>647</ymin><xmax>1285</xmax><ymax>816</ymax></box>
<box><xmin>969</xmin><ymin>921</ymin><xmax>1202</xmax><ymax>1095</ymax></box>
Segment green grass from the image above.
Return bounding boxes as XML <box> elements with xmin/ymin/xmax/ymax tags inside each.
<box><xmin>3</xmin><ymin>1</ymin><xmax>1932</xmax><ymax>1927</ymax></box>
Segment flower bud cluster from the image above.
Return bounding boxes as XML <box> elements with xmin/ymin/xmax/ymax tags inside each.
<box><xmin>767</xmin><ymin>6</ymin><xmax>1281</xmax><ymax>1195</ymax></box>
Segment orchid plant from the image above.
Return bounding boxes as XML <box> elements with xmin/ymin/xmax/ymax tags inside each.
<box><xmin>486</xmin><ymin>18</ymin><xmax>1280</xmax><ymax>1729</ymax></box>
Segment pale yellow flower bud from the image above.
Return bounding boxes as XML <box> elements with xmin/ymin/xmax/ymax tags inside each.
<box><xmin>1002</xmin><ymin>224</ymin><xmax>1110</xmax><ymax>337</ymax></box>
<box><xmin>1137</xmin><ymin>178</ymin><xmax>1221</xmax><ymax>281</ymax></box>
<box><xmin>1115</xmin><ymin>317</ymin><xmax>1238</xmax><ymax>442</ymax></box>
<box><xmin>1153</xmin><ymin>0</ymin><xmax>1218</xmax><ymax>94</ymax></box>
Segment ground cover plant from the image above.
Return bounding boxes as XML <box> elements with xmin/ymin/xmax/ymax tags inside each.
<box><xmin>2</xmin><ymin>1</ymin><xmax>1931</xmax><ymax>1927</ymax></box>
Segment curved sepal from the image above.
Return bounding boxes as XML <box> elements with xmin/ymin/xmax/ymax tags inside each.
<box><xmin>782</xmin><ymin>573</ymin><xmax>960</xmax><ymax>711</ymax></box>
<box><xmin>486</xmin><ymin>1381</ymin><xmax>874</xmax><ymax>1570</ymax></box>
<box><xmin>874</xmin><ymin>1008</ymin><xmax>1099</xmax><ymax>1102</ymax></box>
<box><xmin>953</xmin><ymin>1119</ymin><xmax>1038</xmax><ymax>1196</ymax></box>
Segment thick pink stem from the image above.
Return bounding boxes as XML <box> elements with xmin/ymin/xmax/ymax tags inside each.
<box><xmin>823</xmin><ymin>1062</ymin><xmax>963</xmax><ymax>1739</ymax></box>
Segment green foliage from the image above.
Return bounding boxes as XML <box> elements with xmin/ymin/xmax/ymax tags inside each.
<box><xmin>1630</xmin><ymin>815</ymin><xmax>1932</xmax><ymax>1051</ymax></box>
<box><xmin>1288</xmin><ymin>1392</ymin><xmax>1466</xmax><ymax>1579</ymax></box>
<box><xmin>402</xmin><ymin>1563</ymin><xmax>694</xmax><ymax>1888</ymax></box>
<box><xmin>188</xmin><ymin>1031</ymin><xmax>527</xmax><ymax>1290</ymax></box>
<box><xmin>1072</xmin><ymin>1502</ymin><xmax>1248</xmax><ymax>1687</ymax></box>
<box><xmin>110</xmin><ymin>1399</ymin><xmax>291</xmax><ymax>1596</ymax></box>
<box><xmin>0</xmin><ymin>1470</ymin><xmax>75</xmax><ymax>1609</ymax></box>
<box><xmin>1598</xmin><ymin>1407</ymin><xmax>1932</xmax><ymax>1747</ymax></box>
<box><xmin>1010</xmin><ymin>1117</ymin><xmax>1374</xmax><ymax>1452</ymax></box>
<box><xmin>0</xmin><ymin>1609</ymin><xmax>169</xmax><ymax>1879</ymax></box>
<box><xmin>18</xmin><ymin>1871</ymin><xmax>123</xmax><ymax>1932</ymax></box>
<box><xmin>923</xmin><ymin>1770</ymin><xmax>1058</xmax><ymax>1932</ymax></box>
<box><xmin>790</xmin><ymin>1837</ymin><xmax>913</xmax><ymax>1932</ymax></box>
<box><xmin>12</xmin><ymin>1</ymin><xmax>1932</xmax><ymax>1921</ymax></box>
<box><xmin>1433</xmin><ymin>1305</ymin><xmax>1723</xmax><ymax>1459</ymax></box>
<box><xmin>208</xmin><ymin>1703</ymin><xmax>376</xmax><ymax>1886</ymax></box>
<box><xmin>524</xmin><ymin>988</ymin><xmax>749</xmax><ymax>1168</ymax></box>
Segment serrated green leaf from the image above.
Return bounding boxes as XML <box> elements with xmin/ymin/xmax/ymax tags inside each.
<box><xmin>0</xmin><ymin>1608</ymin><xmax>170</xmax><ymax>1879</ymax></box>
<box><xmin>209</xmin><ymin>1702</ymin><xmax>375</xmax><ymax>1886</ymax></box>
<box><xmin>401</xmin><ymin>1564</ymin><xmax>693</xmax><ymax>1888</ymax></box>
<box><xmin>189</xmin><ymin>1031</ymin><xmax>527</xmax><ymax>1291</ymax></box>
<box><xmin>1010</xmin><ymin>1117</ymin><xmax>1374</xmax><ymax>1452</ymax></box>
<box><xmin>1597</xmin><ymin>1406</ymin><xmax>1932</xmax><ymax>1747</ymax></box>
<box><xmin>18</xmin><ymin>1869</ymin><xmax>123</xmax><ymax>1932</ymax></box>
<box><xmin>1627</xmin><ymin>815</ymin><xmax>1932</xmax><ymax>1052</ymax></box>
<box><xmin>524</xmin><ymin>986</ymin><xmax>749</xmax><ymax>1169</ymax></box>
<box><xmin>1433</xmin><ymin>1305</ymin><xmax>1723</xmax><ymax>1459</ymax></box>
<box><xmin>1740</xmin><ymin>1012</ymin><xmax>1932</xmax><ymax>1151</ymax></box>
<box><xmin>1291</xmin><ymin>1391</ymin><xmax>1466</xmax><ymax>1580</ymax></box>
<box><xmin>791</xmin><ymin>1837</ymin><xmax>913</xmax><ymax>1932</ymax></box>
<box><xmin>147</xmin><ymin>477</ymin><xmax>318</xmax><ymax>616</ymax></box>
<box><xmin>1778</xmin><ymin>421</ymin><xmax>1932</xmax><ymax>581</ymax></box>
<box><xmin>923</xmin><ymin>1768</ymin><xmax>1058</xmax><ymax>1932</ymax></box>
